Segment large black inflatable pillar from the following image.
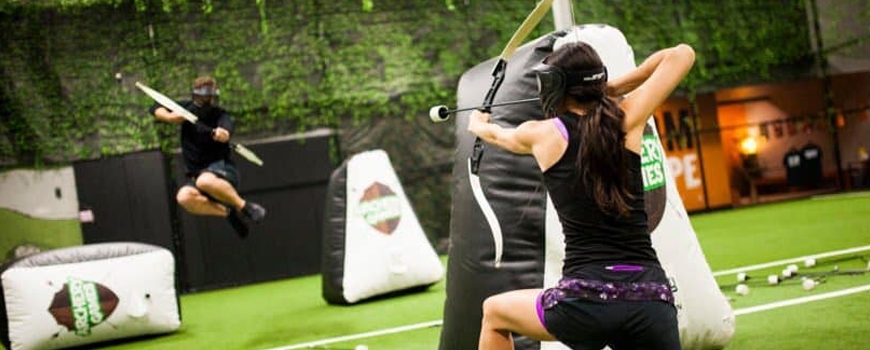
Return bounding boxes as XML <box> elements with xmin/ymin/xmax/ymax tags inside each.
<box><xmin>438</xmin><ymin>32</ymin><xmax>558</xmax><ymax>350</ymax></box>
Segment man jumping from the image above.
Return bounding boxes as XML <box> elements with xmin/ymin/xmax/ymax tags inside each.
<box><xmin>150</xmin><ymin>76</ymin><xmax>265</xmax><ymax>237</ymax></box>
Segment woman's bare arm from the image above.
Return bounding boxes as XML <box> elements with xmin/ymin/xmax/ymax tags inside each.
<box><xmin>467</xmin><ymin>110</ymin><xmax>543</xmax><ymax>155</ymax></box>
<box><xmin>609</xmin><ymin>44</ymin><xmax>695</xmax><ymax>132</ymax></box>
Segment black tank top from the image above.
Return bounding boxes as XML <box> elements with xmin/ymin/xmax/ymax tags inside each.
<box><xmin>543</xmin><ymin>112</ymin><xmax>665</xmax><ymax>282</ymax></box>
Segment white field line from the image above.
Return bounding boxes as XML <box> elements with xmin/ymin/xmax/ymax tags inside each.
<box><xmin>712</xmin><ymin>245</ymin><xmax>870</xmax><ymax>276</ymax></box>
<box><xmin>264</xmin><ymin>283</ymin><xmax>870</xmax><ymax>350</ymax></box>
<box><xmin>733</xmin><ymin>283</ymin><xmax>870</xmax><ymax>315</ymax></box>
<box><xmin>261</xmin><ymin>320</ymin><xmax>443</xmax><ymax>350</ymax></box>
<box><xmin>265</xmin><ymin>246</ymin><xmax>870</xmax><ymax>350</ymax></box>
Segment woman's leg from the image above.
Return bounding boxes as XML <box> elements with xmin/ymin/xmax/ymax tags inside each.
<box><xmin>479</xmin><ymin>289</ymin><xmax>557</xmax><ymax>350</ymax></box>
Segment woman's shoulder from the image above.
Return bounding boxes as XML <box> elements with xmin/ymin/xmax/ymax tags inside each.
<box><xmin>517</xmin><ymin>117</ymin><xmax>564</xmax><ymax>142</ymax></box>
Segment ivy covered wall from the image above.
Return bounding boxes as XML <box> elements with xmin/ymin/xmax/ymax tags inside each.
<box><xmin>0</xmin><ymin>0</ymin><xmax>818</xmax><ymax>165</ymax></box>
<box><xmin>0</xmin><ymin>0</ymin><xmax>821</xmax><ymax>243</ymax></box>
<box><xmin>1</xmin><ymin>1</ymin><xmax>551</xmax><ymax>164</ymax></box>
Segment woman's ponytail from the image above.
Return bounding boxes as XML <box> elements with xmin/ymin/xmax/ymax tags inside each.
<box><xmin>573</xmin><ymin>95</ymin><xmax>633</xmax><ymax>216</ymax></box>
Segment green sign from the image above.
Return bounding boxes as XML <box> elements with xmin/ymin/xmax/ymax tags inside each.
<box><xmin>641</xmin><ymin>135</ymin><xmax>667</xmax><ymax>191</ymax></box>
<box><xmin>67</xmin><ymin>277</ymin><xmax>105</xmax><ymax>336</ymax></box>
<box><xmin>359</xmin><ymin>195</ymin><xmax>402</xmax><ymax>225</ymax></box>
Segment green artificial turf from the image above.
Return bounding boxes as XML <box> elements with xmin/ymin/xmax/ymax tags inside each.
<box><xmin>691</xmin><ymin>194</ymin><xmax>870</xmax><ymax>270</ymax></box>
<box><xmin>725</xmin><ymin>291</ymin><xmax>870</xmax><ymax>350</ymax></box>
<box><xmin>94</xmin><ymin>265</ymin><xmax>448</xmax><ymax>350</ymax></box>
<box><xmin>4</xmin><ymin>194</ymin><xmax>870</xmax><ymax>350</ymax></box>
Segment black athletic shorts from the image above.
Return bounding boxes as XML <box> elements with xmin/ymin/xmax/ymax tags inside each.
<box><xmin>184</xmin><ymin>159</ymin><xmax>240</xmax><ymax>189</ymax></box>
<box><xmin>542</xmin><ymin>298</ymin><xmax>680</xmax><ymax>350</ymax></box>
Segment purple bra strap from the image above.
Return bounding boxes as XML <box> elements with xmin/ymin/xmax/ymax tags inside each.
<box><xmin>552</xmin><ymin>117</ymin><xmax>569</xmax><ymax>141</ymax></box>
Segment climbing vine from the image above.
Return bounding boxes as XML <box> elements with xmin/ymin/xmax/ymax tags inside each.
<box><xmin>1</xmin><ymin>0</ymin><xmax>860</xmax><ymax>245</ymax></box>
<box><xmin>0</xmin><ymin>0</ymin><xmax>822</xmax><ymax>167</ymax></box>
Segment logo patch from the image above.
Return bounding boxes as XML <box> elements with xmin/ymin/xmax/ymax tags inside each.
<box><xmin>48</xmin><ymin>277</ymin><xmax>119</xmax><ymax>337</ymax></box>
<box><xmin>358</xmin><ymin>182</ymin><xmax>402</xmax><ymax>234</ymax></box>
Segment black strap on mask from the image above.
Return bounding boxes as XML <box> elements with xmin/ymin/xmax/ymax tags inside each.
<box><xmin>533</xmin><ymin>63</ymin><xmax>607</xmax><ymax>116</ymax></box>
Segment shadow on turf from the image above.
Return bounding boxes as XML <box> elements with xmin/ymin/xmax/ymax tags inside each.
<box><xmin>325</xmin><ymin>284</ymin><xmax>436</xmax><ymax>306</ymax></box>
<box><xmin>57</xmin><ymin>331</ymin><xmax>179</xmax><ymax>350</ymax></box>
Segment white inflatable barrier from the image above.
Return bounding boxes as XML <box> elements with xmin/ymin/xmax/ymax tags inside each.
<box><xmin>0</xmin><ymin>167</ymin><xmax>78</xmax><ymax>220</ymax></box>
<box><xmin>322</xmin><ymin>150</ymin><xmax>444</xmax><ymax>304</ymax></box>
<box><xmin>0</xmin><ymin>242</ymin><xmax>181</xmax><ymax>350</ymax></box>
<box><xmin>541</xmin><ymin>24</ymin><xmax>735</xmax><ymax>350</ymax></box>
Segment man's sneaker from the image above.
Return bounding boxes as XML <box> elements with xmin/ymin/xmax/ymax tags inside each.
<box><xmin>227</xmin><ymin>210</ymin><xmax>250</xmax><ymax>238</ymax></box>
<box><xmin>241</xmin><ymin>202</ymin><xmax>266</xmax><ymax>223</ymax></box>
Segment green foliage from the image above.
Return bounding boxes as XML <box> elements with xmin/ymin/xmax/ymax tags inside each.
<box><xmin>0</xmin><ymin>0</ymin><xmax>550</xmax><ymax>166</ymax></box>
<box><xmin>0</xmin><ymin>0</ymin><xmax>849</xmax><ymax>240</ymax></box>
<box><xmin>0</xmin><ymin>0</ymin><xmax>827</xmax><ymax>167</ymax></box>
<box><xmin>572</xmin><ymin>0</ymin><xmax>815</xmax><ymax>93</ymax></box>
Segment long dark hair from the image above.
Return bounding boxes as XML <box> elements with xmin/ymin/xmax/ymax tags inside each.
<box><xmin>545</xmin><ymin>42</ymin><xmax>633</xmax><ymax>216</ymax></box>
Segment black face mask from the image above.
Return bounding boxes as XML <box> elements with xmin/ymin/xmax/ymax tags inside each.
<box><xmin>191</xmin><ymin>87</ymin><xmax>220</xmax><ymax>114</ymax></box>
<box><xmin>190</xmin><ymin>102</ymin><xmax>213</xmax><ymax>116</ymax></box>
<box><xmin>533</xmin><ymin>63</ymin><xmax>607</xmax><ymax>117</ymax></box>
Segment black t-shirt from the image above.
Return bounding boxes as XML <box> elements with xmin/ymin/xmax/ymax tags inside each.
<box><xmin>783</xmin><ymin>148</ymin><xmax>803</xmax><ymax>187</ymax></box>
<box><xmin>150</xmin><ymin>101</ymin><xmax>234</xmax><ymax>176</ymax></box>
<box><xmin>542</xmin><ymin>112</ymin><xmax>663</xmax><ymax>283</ymax></box>
<box><xmin>801</xmin><ymin>143</ymin><xmax>822</xmax><ymax>184</ymax></box>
